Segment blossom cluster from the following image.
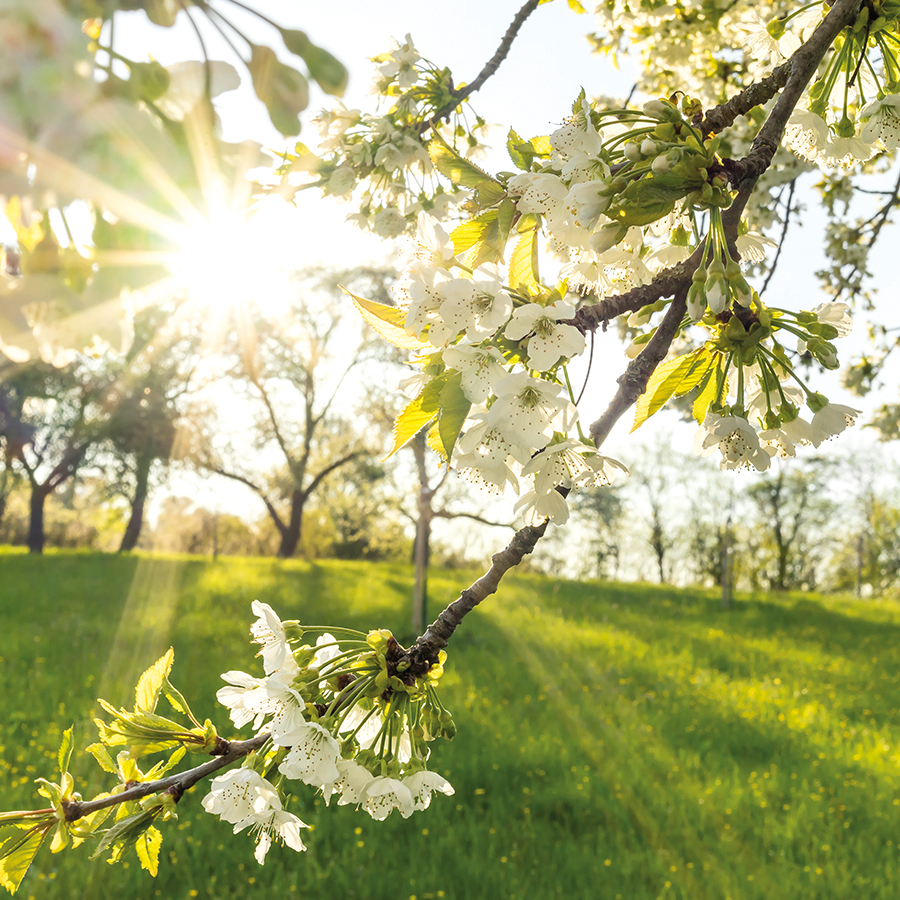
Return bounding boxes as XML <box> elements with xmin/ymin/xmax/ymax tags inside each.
<box><xmin>204</xmin><ymin>602</ymin><xmax>455</xmax><ymax>863</ymax></box>
<box><xmin>277</xmin><ymin>34</ymin><xmax>489</xmax><ymax>236</ymax></box>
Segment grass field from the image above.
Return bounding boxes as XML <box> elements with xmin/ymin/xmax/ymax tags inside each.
<box><xmin>1</xmin><ymin>548</ymin><xmax>899</xmax><ymax>900</ymax></box>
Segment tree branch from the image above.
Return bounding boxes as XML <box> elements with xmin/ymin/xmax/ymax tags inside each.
<box><xmin>63</xmin><ymin>733</ymin><xmax>270</xmax><ymax>822</ymax></box>
<box><xmin>405</xmin><ymin>520</ymin><xmax>548</xmax><ymax>673</ymax></box>
<box><xmin>212</xmin><ymin>466</ymin><xmax>287</xmax><ymax>538</ymax></box>
<box><xmin>588</xmin><ymin>285</ymin><xmax>689</xmax><ymax>448</ymax></box>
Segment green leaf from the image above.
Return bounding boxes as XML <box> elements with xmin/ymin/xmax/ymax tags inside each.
<box><xmin>85</xmin><ymin>744</ymin><xmax>117</xmax><ymax>776</ymax></box>
<box><xmin>280</xmin><ymin>29</ymin><xmax>348</xmax><ymax>97</ymax></box>
<box><xmin>135</xmin><ymin>826</ymin><xmax>162</xmax><ymax>877</ymax></box>
<box><xmin>429</xmin><ymin>140</ymin><xmax>504</xmax><ymax>207</ymax></box>
<box><xmin>91</xmin><ymin>809</ymin><xmax>157</xmax><ymax>864</ymax></box>
<box><xmin>57</xmin><ymin>728</ymin><xmax>73</xmax><ymax>779</ymax></box>
<box><xmin>509</xmin><ymin>229</ymin><xmax>540</xmax><ymax>291</ymax></box>
<box><xmin>135</xmin><ymin>649</ymin><xmax>174</xmax><ymax>714</ymax></box>
<box><xmin>248</xmin><ymin>44</ymin><xmax>309</xmax><ymax>137</ymax></box>
<box><xmin>436</xmin><ymin>372</ymin><xmax>471</xmax><ymax>461</ymax></box>
<box><xmin>693</xmin><ymin>362</ymin><xmax>725</xmax><ymax>424</ymax></box>
<box><xmin>345</xmin><ymin>288</ymin><xmax>425</xmax><ymax>350</ymax></box>
<box><xmin>506</xmin><ymin>128</ymin><xmax>533</xmax><ymax>170</ymax></box>
<box><xmin>387</xmin><ymin>379</ymin><xmax>443</xmax><ymax>459</ymax></box>
<box><xmin>143</xmin><ymin>0</ymin><xmax>179</xmax><ymax>26</ymax></box>
<box><xmin>0</xmin><ymin>825</ymin><xmax>45</xmax><ymax>895</ymax></box>
<box><xmin>451</xmin><ymin>199</ymin><xmax>516</xmax><ymax>267</ymax></box>
<box><xmin>632</xmin><ymin>348</ymin><xmax>714</xmax><ymax>431</ymax></box>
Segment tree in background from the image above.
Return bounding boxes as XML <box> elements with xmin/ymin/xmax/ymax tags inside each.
<box><xmin>197</xmin><ymin>268</ymin><xmax>393</xmax><ymax>558</ymax></box>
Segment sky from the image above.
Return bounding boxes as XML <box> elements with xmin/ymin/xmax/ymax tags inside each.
<box><xmin>103</xmin><ymin>0</ymin><xmax>899</xmax><ymax>531</ymax></box>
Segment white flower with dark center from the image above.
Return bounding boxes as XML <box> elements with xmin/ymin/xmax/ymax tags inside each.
<box><xmin>694</xmin><ymin>414</ymin><xmax>770</xmax><ymax>471</ymax></box>
<box><xmin>250</xmin><ymin>601</ymin><xmax>297</xmax><ymax>677</ymax></box>
<box><xmin>360</xmin><ymin>776</ymin><xmax>415</xmax><ymax>820</ymax></box>
<box><xmin>277</xmin><ymin>721</ymin><xmax>342</xmax><ymax>786</ymax></box>
<box><xmin>404</xmin><ymin>266</ymin><xmax>450</xmax><ymax>338</ymax></box>
<box><xmin>784</xmin><ymin>108</ymin><xmax>830</xmax><ymax>162</ymax></box>
<box><xmin>504</xmin><ymin>301</ymin><xmax>585</xmax><ymax>372</ymax></box>
<box><xmin>217</xmin><ymin>669</ymin><xmax>303</xmax><ymax>731</ymax></box>
<box><xmin>442</xmin><ymin>344</ymin><xmax>507</xmax><ymax>403</ymax></box>
<box><xmin>860</xmin><ymin>94</ymin><xmax>900</xmax><ymax>150</ymax></box>
<box><xmin>322</xmin><ymin>758</ymin><xmax>374</xmax><ymax>806</ymax></box>
<box><xmin>403</xmin><ymin>770</ymin><xmax>455</xmax><ymax>811</ymax></box>
<box><xmin>513</xmin><ymin>488</ymin><xmax>571</xmax><ymax>525</ymax></box>
<box><xmin>507</xmin><ymin>173</ymin><xmax>568</xmax><ymax>217</ymax></box>
<box><xmin>452</xmin><ymin>413</ymin><xmax>524</xmax><ymax>494</ymax></box>
<box><xmin>810</xmin><ymin>402</ymin><xmax>860</xmax><ymax>447</ymax></box>
<box><xmin>486</xmin><ymin>373</ymin><xmax>577</xmax><ymax>451</ymax></box>
<box><xmin>758</xmin><ymin>428</ymin><xmax>800</xmax><ymax>459</ymax></box>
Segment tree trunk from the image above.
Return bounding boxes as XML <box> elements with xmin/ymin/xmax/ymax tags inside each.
<box><xmin>412</xmin><ymin>509</ymin><xmax>431</xmax><ymax>635</ymax></box>
<box><xmin>28</xmin><ymin>485</ymin><xmax>50</xmax><ymax>554</ymax></box>
<box><xmin>119</xmin><ymin>454</ymin><xmax>152</xmax><ymax>552</ymax></box>
<box><xmin>277</xmin><ymin>489</ymin><xmax>304</xmax><ymax>558</ymax></box>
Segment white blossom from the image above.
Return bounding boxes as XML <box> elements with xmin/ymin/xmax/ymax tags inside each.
<box><xmin>322</xmin><ymin>758</ymin><xmax>374</xmax><ymax>806</ymax></box>
<box><xmin>694</xmin><ymin>413</ymin><xmax>770</xmax><ymax>471</ymax></box>
<box><xmin>503</xmin><ymin>301</ymin><xmax>585</xmax><ymax>372</ymax></box>
<box><xmin>513</xmin><ymin>488</ymin><xmax>571</xmax><ymax>525</ymax></box>
<box><xmin>485</xmin><ymin>373</ymin><xmax>577</xmax><ymax>451</ymax></box>
<box><xmin>250</xmin><ymin>601</ymin><xmax>297</xmax><ymax>677</ymax></box>
<box><xmin>359</xmin><ymin>776</ymin><xmax>415</xmax><ymax>820</ymax></box>
<box><xmin>403</xmin><ymin>770</ymin><xmax>455</xmax><ymax>811</ymax></box>
<box><xmin>277</xmin><ymin>721</ymin><xmax>342</xmax><ymax>786</ymax></box>
<box><xmin>810</xmin><ymin>402</ymin><xmax>860</xmax><ymax>447</ymax></box>
<box><xmin>860</xmin><ymin>94</ymin><xmax>900</xmax><ymax>150</ymax></box>
<box><xmin>442</xmin><ymin>344</ymin><xmax>507</xmax><ymax>403</ymax></box>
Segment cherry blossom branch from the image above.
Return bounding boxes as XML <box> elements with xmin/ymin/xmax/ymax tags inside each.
<box><xmin>720</xmin><ymin>0</ymin><xmax>863</xmax><ymax>187</ymax></box>
<box><xmin>62</xmin><ymin>733</ymin><xmax>270</xmax><ymax>823</ymax></box>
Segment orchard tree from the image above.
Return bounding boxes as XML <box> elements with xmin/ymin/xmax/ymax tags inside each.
<box><xmin>3</xmin><ymin>0</ymin><xmax>900</xmax><ymax>890</ymax></box>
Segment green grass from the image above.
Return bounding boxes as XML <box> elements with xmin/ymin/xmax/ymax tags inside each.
<box><xmin>2</xmin><ymin>548</ymin><xmax>900</xmax><ymax>899</ymax></box>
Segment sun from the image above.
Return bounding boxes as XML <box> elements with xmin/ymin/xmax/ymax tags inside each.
<box><xmin>168</xmin><ymin>201</ymin><xmax>298</xmax><ymax>325</ymax></box>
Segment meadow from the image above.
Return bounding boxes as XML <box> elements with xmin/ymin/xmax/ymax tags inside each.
<box><xmin>1</xmin><ymin>548</ymin><xmax>898</xmax><ymax>900</ymax></box>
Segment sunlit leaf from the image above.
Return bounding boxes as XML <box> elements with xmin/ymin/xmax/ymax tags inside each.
<box><xmin>388</xmin><ymin>379</ymin><xmax>442</xmax><ymax>459</ymax></box>
<box><xmin>436</xmin><ymin>372</ymin><xmax>471</xmax><ymax>461</ymax></box>
<box><xmin>135</xmin><ymin>649</ymin><xmax>174</xmax><ymax>714</ymax></box>
<box><xmin>280</xmin><ymin>30</ymin><xmax>348</xmax><ymax>97</ymax></box>
<box><xmin>135</xmin><ymin>826</ymin><xmax>162</xmax><ymax>877</ymax></box>
<box><xmin>632</xmin><ymin>348</ymin><xmax>715</xmax><ymax>431</ymax></box>
<box><xmin>248</xmin><ymin>45</ymin><xmax>309</xmax><ymax>137</ymax></box>
<box><xmin>509</xmin><ymin>228</ymin><xmax>540</xmax><ymax>291</ymax></box>
<box><xmin>345</xmin><ymin>288</ymin><xmax>425</xmax><ymax>350</ymax></box>
<box><xmin>0</xmin><ymin>825</ymin><xmax>45</xmax><ymax>895</ymax></box>
<box><xmin>429</xmin><ymin>140</ymin><xmax>504</xmax><ymax>207</ymax></box>
<box><xmin>57</xmin><ymin>728</ymin><xmax>73</xmax><ymax>779</ymax></box>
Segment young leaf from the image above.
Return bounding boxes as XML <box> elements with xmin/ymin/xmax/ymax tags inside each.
<box><xmin>135</xmin><ymin>826</ymin><xmax>162</xmax><ymax>877</ymax></box>
<box><xmin>85</xmin><ymin>743</ymin><xmax>118</xmax><ymax>775</ymax></box>
<box><xmin>0</xmin><ymin>825</ymin><xmax>46</xmax><ymax>895</ymax></box>
<box><xmin>387</xmin><ymin>378</ymin><xmax>443</xmax><ymax>459</ymax></box>
<box><xmin>693</xmin><ymin>361</ymin><xmax>726</xmax><ymax>424</ymax></box>
<box><xmin>344</xmin><ymin>288</ymin><xmax>425</xmax><ymax>350</ymax></box>
<box><xmin>508</xmin><ymin>229</ymin><xmax>540</xmax><ymax>291</ymax></box>
<box><xmin>91</xmin><ymin>809</ymin><xmax>158</xmax><ymax>864</ymax></box>
<box><xmin>506</xmin><ymin>128</ymin><xmax>533</xmax><ymax>170</ymax></box>
<box><xmin>436</xmin><ymin>372</ymin><xmax>471</xmax><ymax>461</ymax></box>
<box><xmin>248</xmin><ymin>45</ymin><xmax>309</xmax><ymax>137</ymax></box>
<box><xmin>57</xmin><ymin>728</ymin><xmax>74</xmax><ymax>779</ymax></box>
<box><xmin>429</xmin><ymin>140</ymin><xmax>504</xmax><ymax>207</ymax></box>
<box><xmin>632</xmin><ymin>348</ymin><xmax>714</xmax><ymax>431</ymax></box>
<box><xmin>135</xmin><ymin>649</ymin><xmax>175</xmax><ymax>714</ymax></box>
<box><xmin>452</xmin><ymin>199</ymin><xmax>516</xmax><ymax>267</ymax></box>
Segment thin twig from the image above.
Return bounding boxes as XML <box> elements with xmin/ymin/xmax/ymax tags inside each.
<box><xmin>759</xmin><ymin>178</ymin><xmax>797</xmax><ymax>296</ymax></box>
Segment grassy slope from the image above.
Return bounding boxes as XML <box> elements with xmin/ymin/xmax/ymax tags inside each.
<box><xmin>1</xmin><ymin>549</ymin><xmax>899</xmax><ymax>900</ymax></box>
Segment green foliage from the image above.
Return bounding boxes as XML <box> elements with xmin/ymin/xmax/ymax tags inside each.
<box><xmin>632</xmin><ymin>347</ymin><xmax>719</xmax><ymax>431</ymax></box>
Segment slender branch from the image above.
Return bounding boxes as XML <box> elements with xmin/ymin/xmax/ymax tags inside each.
<box><xmin>432</xmin><ymin>510</ymin><xmax>513</xmax><ymax>528</ymax></box>
<box><xmin>405</xmin><ymin>520</ymin><xmax>548</xmax><ymax>673</ymax></box>
<box><xmin>760</xmin><ymin>178</ymin><xmax>797</xmax><ymax>296</ymax></box>
<box><xmin>423</xmin><ymin>0</ymin><xmax>542</xmax><ymax>128</ymax></box>
<box><xmin>212</xmin><ymin>466</ymin><xmax>287</xmax><ymax>537</ymax></box>
<box><xmin>588</xmin><ymin>285</ymin><xmax>689</xmax><ymax>448</ymax></box>
<box><xmin>63</xmin><ymin>733</ymin><xmax>270</xmax><ymax>822</ymax></box>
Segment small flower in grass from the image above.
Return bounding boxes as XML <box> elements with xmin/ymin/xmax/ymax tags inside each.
<box><xmin>360</xmin><ymin>775</ymin><xmax>415</xmax><ymax>820</ymax></box>
<box><xmin>277</xmin><ymin>721</ymin><xmax>342</xmax><ymax>787</ymax></box>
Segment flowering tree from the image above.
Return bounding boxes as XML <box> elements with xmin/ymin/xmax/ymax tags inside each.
<box><xmin>1</xmin><ymin>0</ymin><xmax>898</xmax><ymax>890</ymax></box>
